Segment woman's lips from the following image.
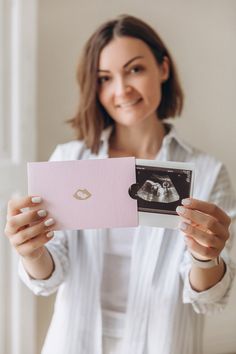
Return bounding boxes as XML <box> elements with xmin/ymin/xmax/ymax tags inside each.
<box><xmin>117</xmin><ymin>98</ymin><xmax>142</xmax><ymax>108</ymax></box>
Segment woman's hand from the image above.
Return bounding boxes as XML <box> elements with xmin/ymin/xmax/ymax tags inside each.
<box><xmin>4</xmin><ymin>196</ymin><xmax>55</xmax><ymax>261</ymax></box>
<box><xmin>176</xmin><ymin>198</ymin><xmax>231</xmax><ymax>261</ymax></box>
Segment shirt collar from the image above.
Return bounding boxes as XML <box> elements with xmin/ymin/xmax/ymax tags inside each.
<box><xmin>162</xmin><ymin>123</ymin><xmax>193</xmax><ymax>154</ymax></box>
<box><xmin>100</xmin><ymin>125</ymin><xmax>113</xmax><ymax>143</ymax></box>
<box><xmin>99</xmin><ymin>123</ymin><xmax>193</xmax><ymax>155</ymax></box>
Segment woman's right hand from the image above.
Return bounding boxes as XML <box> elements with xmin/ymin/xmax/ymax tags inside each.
<box><xmin>4</xmin><ymin>196</ymin><xmax>55</xmax><ymax>261</ymax></box>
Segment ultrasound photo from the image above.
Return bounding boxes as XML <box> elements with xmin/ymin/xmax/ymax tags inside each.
<box><xmin>129</xmin><ymin>164</ymin><xmax>193</xmax><ymax>215</ymax></box>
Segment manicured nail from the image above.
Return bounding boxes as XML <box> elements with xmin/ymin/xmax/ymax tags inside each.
<box><xmin>182</xmin><ymin>199</ymin><xmax>191</xmax><ymax>206</ymax></box>
<box><xmin>176</xmin><ymin>206</ymin><xmax>185</xmax><ymax>214</ymax></box>
<box><xmin>37</xmin><ymin>210</ymin><xmax>47</xmax><ymax>218</ymax></box>
<box><xmin>31</xmin><ymin>196</ymin><xmax>42</xmax><ymax>204</ymax></box>
<box><xmin>44</xmin><ymin>218</ymin><xmax>54</xmax><ymax>227</ymax></box>
<box><xmin>180</xmin><ymin>222</ymin><xmax>188</xmax><ymax>231</ymax></box>
<box><xmin>46</xmin><ymin>231</ymin><xmax>54</xmax><ymax>238</ymax></box>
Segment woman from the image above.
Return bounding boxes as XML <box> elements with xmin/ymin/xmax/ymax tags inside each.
<box><xmin>4</xmin><ymin>15</ymin><xmax>236</xmax><ymax>354</ymax></box>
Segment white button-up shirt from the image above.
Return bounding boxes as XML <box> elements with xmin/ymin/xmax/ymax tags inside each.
<box><xmin>19</xmin><ymin>125</ymin><xmax>236</xmax><ymax>354</ymax></box>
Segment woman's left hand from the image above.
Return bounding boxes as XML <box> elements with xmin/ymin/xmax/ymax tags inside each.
<box><xmin>176</xmin><ymin>198</ymin><xmax>231</xmax><ymax>261</ymax></box>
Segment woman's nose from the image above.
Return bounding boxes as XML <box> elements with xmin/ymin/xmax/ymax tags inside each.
<box><xmin>114</xmin><ymin>77</ymin><xmax>132</xmax><ymax>96</ymax></box>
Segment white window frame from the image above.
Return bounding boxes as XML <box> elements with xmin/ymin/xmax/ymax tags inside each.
<box><xmin>0</xmin><ymin>1</ymin><xmax>38</xmax><ymax>353</ymax></box>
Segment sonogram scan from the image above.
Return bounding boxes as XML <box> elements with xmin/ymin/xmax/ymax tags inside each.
<box><xmin>129</xmin><ymin>163</ymin><xmax>193</xmax><ymax>215</ymax></box>
<box><xmin>136</xmin><ymin>175</ymin><xmax>180</xmax><ymax>203</ymax></box>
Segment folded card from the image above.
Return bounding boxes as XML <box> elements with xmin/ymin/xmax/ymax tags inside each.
<box><xmin>27</xmin><ymin>157</ymin><xmax>138</xmax><ymax>230</ymax></box>
<box><xmin>27</xmin><ymin>158</ymin><xmax>194</xmax><ymax>230</ymax></box>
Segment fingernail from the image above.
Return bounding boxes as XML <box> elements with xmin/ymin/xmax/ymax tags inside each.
<box><xmin>44</xmin><ymin>218</ymin><xmax>54</xmax><ymax>227</ymax></box>
<box><xmin>31</xmin><ymin>196</ymin><xmax>42</xmax><ymax>204</ymax></box>
<box><xmin>182</xmin><ymin>199</ymin><xmax>191</xmax><ymax>206</ymax></box>
<box><xmin>180</xmin><ymin>222</ymin><xmax>188</xmax><ymax>231</ymax></box>
<box><xmin>176</xmin><ymin>206</ymin><xmax>185</xmax><ymax>214</ymax></box>
<box><xmin>37</xmin><ymin>210</ymin><xmax>47</xmax><ymax>218</ymax></box>
<box><xmin>46</xmin><ymin>231</ymin><xmax>54</xmax><ymax>238</ymax></box>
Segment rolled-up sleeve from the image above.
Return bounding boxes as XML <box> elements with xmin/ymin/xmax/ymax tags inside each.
<box><xmin>180</xmin><ymin>164</ymin><xmax>236</xmax><ymax>314</ymax></box>
<box><xmin>18</xmin><ymin>230</ymin><xmax>69</xmax><ymax>296</ymax></box>
<box><xmin>180</xmin><ymin>247</ymin><xmax>236</xmax><ymax>314</ymax></box>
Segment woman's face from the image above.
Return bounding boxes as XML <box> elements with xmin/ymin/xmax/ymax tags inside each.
<box><xmin>97</xmin><ymin>36</ymin><xmax>169</xmax><ymax>127</ymax></box>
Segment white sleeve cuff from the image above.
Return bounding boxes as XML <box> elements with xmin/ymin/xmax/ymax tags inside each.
<box><xmin>181</xmin><ymin>253</ymin><xmax>236</xmax><ymax>314</ymax></box>
<box><xmin>18</xmin><ymin>244</ymin><xmax>68</xmax><ymax>296</ymax></box>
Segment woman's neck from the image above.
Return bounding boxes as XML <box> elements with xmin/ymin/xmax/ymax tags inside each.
<box><xmin>108</xmin><ymin>118</ymin><xmax>166</xmax><ymax>159</ymax></box>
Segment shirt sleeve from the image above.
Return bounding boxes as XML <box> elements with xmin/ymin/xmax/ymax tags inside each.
<box><xmin>18</xmin><ymin>230</ymin><xmax>70</xmax><ymax>296</ymax></box>
<box><xmin>180</xmin><ymin>164</ymin><xmax>236</xmax><ymax>314</ymax></box>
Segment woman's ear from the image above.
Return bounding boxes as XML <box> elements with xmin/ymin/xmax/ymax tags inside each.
<box><xmin>160</xmin><ymin>56</ymin><xmax>170</xmax><ymax>82</ymax></box>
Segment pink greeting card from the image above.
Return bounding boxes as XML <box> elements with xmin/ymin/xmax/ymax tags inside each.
<box><xmin>27</xmin><ymin>157</ymin><xmax>138</xmax><ymax>230</ymax></box>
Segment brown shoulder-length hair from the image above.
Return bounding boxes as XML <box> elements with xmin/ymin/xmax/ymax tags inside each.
<box><xmin>68</xmin><ymin>14</ymin><xmax>184</xmax><ymax>154</ymax></box>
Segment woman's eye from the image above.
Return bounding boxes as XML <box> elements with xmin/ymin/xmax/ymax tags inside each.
<box><xmin>97</xmin><ymin>76</ymin><xmax>110</xmax><ymax>85</ymax></box>
<box><xmin>130</xmin><ymin>66</ymin><xmax>143</xmax><ymax>74</ymax></box>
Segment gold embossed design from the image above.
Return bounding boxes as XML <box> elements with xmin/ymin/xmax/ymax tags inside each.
<box><xmin>73</xmin><ymin>189</ymin><xmax>92</xmax><ymax>200</ymax></box>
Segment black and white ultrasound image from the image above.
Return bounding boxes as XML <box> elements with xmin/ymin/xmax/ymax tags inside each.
<box><xmin>129</xmin><ymin>165</ymin><xmax>192</xmax><ymax>215</ymax></box>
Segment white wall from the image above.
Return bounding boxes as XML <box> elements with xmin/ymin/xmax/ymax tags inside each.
<box><xmin>36</xmin><ymin>1</ymin><xmax>236</xmax><ymax>353</ymax></box>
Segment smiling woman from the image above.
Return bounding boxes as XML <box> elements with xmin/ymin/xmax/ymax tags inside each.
<box><xmin>68</xmin><ymin>15</ymin><xmax>183</xmax><ymax>154</ymax></box>
<box><xmin>3</xmin><ymin>13</ymin><xmax>236</xmax><ymax>354</ymax></box>
<box><xmin>97</xmin><ymin>37</ymin><xmax>169</xmax><ymax>128</ymax></box>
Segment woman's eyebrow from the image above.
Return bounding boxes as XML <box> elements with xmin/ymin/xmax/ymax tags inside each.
<box><xmin>123</xmin><ymin>55</ymin><xmax>144</xmax><ymax>68</ymax></box>
<box><xmin>97</xmin><ymin>55</ymin><xmax>144</xmax><ymax>73</ymax></box>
